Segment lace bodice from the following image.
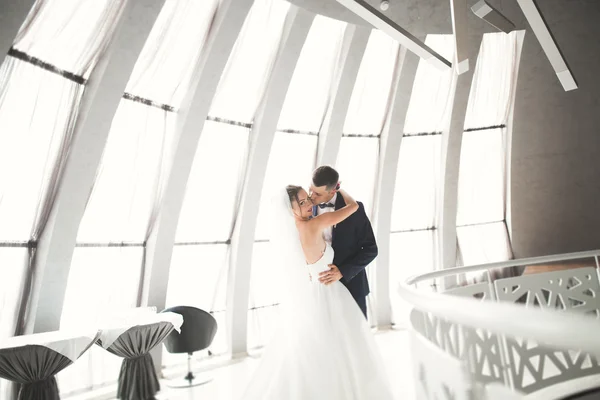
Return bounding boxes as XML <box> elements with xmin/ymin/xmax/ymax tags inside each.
<box><xmin>306</xmin><ymin>243</ymin><xmax>334</xmax><ymax>281</ymax></box>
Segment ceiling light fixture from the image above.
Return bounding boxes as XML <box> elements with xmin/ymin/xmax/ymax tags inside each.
<box><xmin>335</xmin><ymin>0</ymin><xmax>452</xmax><ymax>70</ymax></box>
<box><xmin>515</xmin><ymin>0</ymin><xmax>577</xmax><ymax>91</ymax></box>
<box><xmin>471</xmin><ymin>0</ymin><xmax>515</xmax><ymax>33</ymax></box>
<box><xmin>380</xmin><ymin>0</ymin><xmax>390</xmax><ymax>11</ymax></box>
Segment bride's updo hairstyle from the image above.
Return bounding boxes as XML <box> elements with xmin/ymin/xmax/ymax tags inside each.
<box><xmin>286</xmin><ymin>185</ymin><xmax>302</xmax><ymax>209</ymax></box>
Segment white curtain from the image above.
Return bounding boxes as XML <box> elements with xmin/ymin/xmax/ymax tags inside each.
<box><xmin>456</xmin><ymin>128</ymin><xmax>506</xmax><ymax>226</ymax></box>
<box><xmin>58</xmin><ymin>247</ymin><xmax>144</xmax><ymax>393</ymax></box>
<box><xmin>163</xmin><ymin>244</ymin><xmax>229</xmax><ymax>367</ymax></box>
<box><xmin>391</xmin><ymin>135</ymin><xmax>441</xmax><ymax>231</ymax></box>
<box><xmin>0</xmin><ymin>1</ymin><xmax>125</xmax><ymax>396</ymax></box>
<box><xmin>255</xmin><ymin>134</ymin><xmax>319</xmax><ymax>240</ymax></box>
<box><xmin>247</xmin><ymin>133</ymin><xmax>317</xmax><ymax>349</ymax></box>
<box><xmin>0</xmin><ymin>248</ymin><xmax>29</xmax><ymax>337</ymax></box>
<box><xmin>247</xmin><ymin>14</ymin><xmax>346</xmax><ymax>350</ymax></box>
<box><xmin>14</xmin><ymin>0</ymin><xmax>126</xmax><ymax>78</ymax></box>
<box><xmin>176</xmin><ymin>122</ymin><xmax>250</xmax><ymax>244</ymax></box>
<box><xmin>75</xmin><ymin>101</ymin><xmax>179</xmax><ymax>243</ymax></box>
<box><xmin>0</xmin><ymin>59</ymin><xmax>83</xmax><ymax>242</ymax></box>
<box><xmin>464</xmin><ymin>31</ymin><xmax>520</xmax><ymax>129</ymax></box>
<box><xmin>457</xmin><ymin>31</ymin><xmax>522</xmax><ymax>269</ymax></box>
<box><xmin>457</xmin><ymin>222</ymin><xmax>512</xmax><ymax>266</ymax></box>
<box><xmin>59</xmin><ymin>0</ymin><xmax>218</xmax><ymax>393</ymax></box>
<box><xmin>389</xmin><ymin>231</ymin><xmax>437</xmax><ymax>326</ymax></box>
<box><xmin>248</xmin><ymin>242</ymin><xmax>281</xmax><ymax>350</ymax></box>
<box><xmin>165</xmin><ymin>0</ymin><xmax>291</xmax><ymax>360</ymax></box>
<box><xmin>170</xmin><ymin>121</ymin><xmax>250</xmax><ymax>363</ymax></box>
<box><xmin>388</xmin><ymin>35</ymin><xmax>453</xmax><ymax>325</ymax></box>
<box><xmin>403</xmin><ymin>35</ymin><xmax>455</xmax><ymax>135</ymax></box>
<box><xmin>209</xmin><ymin>0</ymin><xmax>290</xmax><ymax>124</ymax></box>
<box><xmin>125</xmin><ymin>0</ymin><xmax>218</xmax><ymax>107</ymax></box>
<box><xmin>277</xmin><ymin>15</ymin><xmax>347</xmax><ymax>133</ymax></box>
<box><xmin>337</xmin><ymin>29</ymin><xmax>399</xmax><ymax>216</ymax></box>
<box><xmin>343</xmin><ymin>30</ymin><xmax>399</xmax><ymax>136</ymax></box>
<box><xmin>337</xmin><ymin>137</ymin><xmax>380</xmax><ymax>215</ymax></box>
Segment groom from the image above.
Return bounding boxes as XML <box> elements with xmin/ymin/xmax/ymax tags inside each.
<box><xmin>309</xmin><ymin>165</ymin><xmax>378</xmax><ymax>318</ymax></box>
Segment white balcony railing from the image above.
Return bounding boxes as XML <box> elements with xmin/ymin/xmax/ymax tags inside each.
<box><xmin>398</xmin><ymin>249</ymin><xmax>600</xmax><ymax>399</ymax></box>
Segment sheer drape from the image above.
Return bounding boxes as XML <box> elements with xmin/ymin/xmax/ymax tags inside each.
<box><xmin>248</xmin><ymin>242</ymin><xmax>281</xmax><ymax>350</ymax></box>
<box><xmin>247</xmin><ymin>14</ymin><xmax>346</xmax><ymax>349</ymax></box>
<box><xmin>391</xmin><ymin>136</ymin><xmax>442</xmax><ymax>231</ymax></box>
<box><xmin>163</xmin><ymin>245</ymin><xmax>229</xmax><ymax>367</ymax></box>
<box><xmin>456</xmin><ymin>128</ymin><xmax>506</xmax><ymax>226</ymax></box>
<box><xmin>125</xmin><ymin>0</ymin><xmax>218</xmax><ymax>107</ymax></box>
<box><xmin>165</xmin><ymin>0</ymin><xmax>291</xmax><ymax>359</ymax></box>
<box><xmin>0</xmin><ymin>1</ymin><xmax>126</xmax><ymax>396</ymax></box>
<box><xmin>175</xmin><ymin>122</ymin><xmax>250</xmax><ymax>244</ymax></box>
<box><xmin>343</xmin><ymin>30</ymin><xmax>400</xmax><ymax>136</ymax></box>
<box><xmin>255</xmin><ymin>134</ymin><xmax>319</xmax><ymax>240</ymax></box>
<box><xmin>276</xmin><ymin>15</ymin><xmax>347</xmax><ymax>133</ymax></box>
<box><xmin>402</xmin><ymin>35</ymin><xmax>455</xmax><ymax>135</ymax></box>
<box><xmin>58</xmin><ymin>0</ymin><xmax>218</xmax><ymax>393</ymax></box>
<box><xmin>0</xmin><ymin>248</ymin><xmax>29</xmax><ymax>338</ymax></box>
<box><xmin>209</xmin><ymin>0</ymin><xmax>290</xmax><ymax>124</ymax></box>
<box><xmin>389</xmin><ymin>231</ymin><xmax>436</xmax><ymax>326</ymax></box>
<box><xmin>457</xmin><ymin>32</ymin><xmax>521</xmax><ymax>271</ymax></box>
<box><xmin>167</xmin><ymin>122</ymin><xmax>249</xmax><ymax>365</ymax></box>
<box><xmin>457</xmin><ymin>223</ymin><xmax>512</xmax><ymax>267</ymax></box>
<box><xmin>0</xmin><ymin>59</ymin><xmax>83</xmax><ymax>242</ymax></box>
<box><xmin>389</xmin><ymin>35</ymin><xmax>453</xmax><ymax>325</ymax></box>
<box><xmin>337</xmin><ymin>30</ymin><xmax>399</xmax><ymax>215</ymax></box>
<box><xmin>464</xmin><ymin>31</ymin><xmax>520</xmax><ymax>129</ymax></box>
<box><xmin>337</xmin><ymin>137</ymin><xmax>380</xmax><ymax>215</ymax></box>
<box><xmin>13</xmin><ymin>0</ymin><xmax>126</xmax><ymax>78</ymax></box>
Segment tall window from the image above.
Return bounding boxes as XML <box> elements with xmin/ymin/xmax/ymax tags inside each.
<box><xmin>457</xmin><ymin>31</ymin><xmax>522</xmax><ymax>272</ymax></box>
<box><xmin>0</xmin><ymin>0</ymin><xmax>126</xmax><ymax>396</ymax></box>
<box><xmin>164</xmin><ymin>0</ymin><xmax>291</xmax><ymax>363</ymax></box>
<box><xmin>0</xmin><ymin>0</ymin><xmax>124</xmax><ymax>339</ymax></box>
<box><xmin>57</xmin><ymin>0</ymin><xmax>219</xmax><ymax>393</ymax></box>
<box><xmin>337</xmin><ymin>30</ymin><xmax>400</xmax><ymax>216</ymax></box>
<box><xmin>389</xmin><ymin>35</ymin><xmax>454</xmax><ymax>326</ymax></box>
<box><xmin>247</xmin><ymin>14</ymin><xmax>347</xmax><ymax>350</ymax></box>
<box><xmin>333</xmin><ymin>29</ymin><xmax>399</xmax><ymax>324</ymax></box>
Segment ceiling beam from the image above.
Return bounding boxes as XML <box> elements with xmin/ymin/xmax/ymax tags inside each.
<box><xmin>335</xmin><ymin>0</ymin><xmax>452</xmax><ymax>70</ymax></box>
<box><xmin>450</xmin><ymin>0</ymin><xmax>470</xmax><ymax>74</ymax></box>
<box><xmin>471</xmin><ymin>0</ymin><xmax>515</xmax><ymax>34</ymax></box>
<box><xmin>515</xmin><ymin>0</ymin><xmax>577</xmax><ymax>91</ymax></box>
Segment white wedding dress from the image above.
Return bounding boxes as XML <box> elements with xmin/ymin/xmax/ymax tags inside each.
<box><xmin>241</xmin><ymin>190</ymin><xmax>395</xmax><ymax>399</ymax></box>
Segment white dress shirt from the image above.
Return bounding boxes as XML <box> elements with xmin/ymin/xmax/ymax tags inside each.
<box><xmin>317</xmin><ymin>192</ymin><xmax>337</xmax><ymax>244</ymax></box>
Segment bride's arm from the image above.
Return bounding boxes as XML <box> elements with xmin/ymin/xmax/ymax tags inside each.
<box><xmin>310</xmin><ymin>189</ymin><xmax>358</xmax><ymax>229</ymax></box>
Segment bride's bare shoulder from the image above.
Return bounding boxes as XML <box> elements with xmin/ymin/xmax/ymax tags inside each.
<box><xmin>296</xmin><ymin>218</ymin><xmax>318</xmax><ymax>234</ymax></box>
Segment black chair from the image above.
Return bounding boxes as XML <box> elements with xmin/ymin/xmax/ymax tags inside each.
<box><xmin>161</xmin><ymin>306</ymin><xmax>218</xmax><ymax>388</ymax></box>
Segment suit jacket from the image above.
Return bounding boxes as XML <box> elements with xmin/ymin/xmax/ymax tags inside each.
<box><xmin>317</xmin><ymin>194</ymin><xmax>378</xmax><ymax>302</ymax></box>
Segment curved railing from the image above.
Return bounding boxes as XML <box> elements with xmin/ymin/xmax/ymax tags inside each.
<box><xmin>398</xmin><ymin>250</ymin><xmax>600</xmax><ymax>399</ymax></box>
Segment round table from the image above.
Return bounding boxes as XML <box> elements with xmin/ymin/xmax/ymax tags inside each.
<box><xmin>0</xmin><ymin>330</ymin><xmax>99</xmax><ymax>400</ymax></box>
<box><xmin>96</xmin><ymin>312</ymin><xmax>183</xmax><ymax>400</ymax></box>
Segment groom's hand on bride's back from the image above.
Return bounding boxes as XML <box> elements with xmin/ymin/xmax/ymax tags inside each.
<box><xmin>319</xmin><ymin>264</ymin><xmax>342</xmax><ymax>285</ymax></box>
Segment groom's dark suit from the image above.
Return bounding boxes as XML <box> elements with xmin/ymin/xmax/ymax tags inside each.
<box><xmin>314</xmin><ymin>194</ymin><xmax>378</xmax><ymax>318</ymax></box>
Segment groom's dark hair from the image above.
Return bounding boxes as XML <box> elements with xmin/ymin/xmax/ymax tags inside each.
<box><xmin>312</xmin><ymin>166</ymin><xmax>339</xmax><ymax>191</ymax></box>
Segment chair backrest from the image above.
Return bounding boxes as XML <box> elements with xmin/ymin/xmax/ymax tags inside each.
<box><xmin>161</xmin><ymin>306</ymin><xmax>218</xmax><ymax>354</ymax></box>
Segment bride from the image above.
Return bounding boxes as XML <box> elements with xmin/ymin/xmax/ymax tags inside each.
<box><xmin>241</xmin><ymin>185</ymin><xmax>394</xmax><ymax>399</ymax></box>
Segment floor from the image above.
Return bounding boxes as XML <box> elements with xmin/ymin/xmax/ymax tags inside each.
<box><xmin>155</xmin><ymin>329</ymin><xmax>415</xmax><ymax>400</ymax></box>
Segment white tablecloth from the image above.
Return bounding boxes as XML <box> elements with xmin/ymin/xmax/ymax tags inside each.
<box><xmin>97</xmin><ymin>310</ymin><xmax>183</xmax><ymax>349</ymax></box>
<box><xmin>0</xmin><ymin>330</ymin><xmax>99</xmax><ymax>362</ymax></box>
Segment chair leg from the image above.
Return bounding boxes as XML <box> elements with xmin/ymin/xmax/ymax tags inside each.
<box><xmin>165</xmin><ymin>353</ymin><xmax>213</xmax><ymax>389</ymax></box>
<box><xmin>184</xmin><ymin>353</ymin><xmax>195</xmax><ymax>382</ymax></box>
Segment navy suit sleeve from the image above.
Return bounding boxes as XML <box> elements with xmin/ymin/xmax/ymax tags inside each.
<box><xmin>338</xmin><ymin>203</ymin><xmax>378</xmax><ymax>283</ymax></box>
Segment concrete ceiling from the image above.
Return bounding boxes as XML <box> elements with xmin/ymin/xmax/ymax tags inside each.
<box><xmin>287</xmin><ymin>0</ymin><xmax>527</xmax><ymax>35</ymax></box>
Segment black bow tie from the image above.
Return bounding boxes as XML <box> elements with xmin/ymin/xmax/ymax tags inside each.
<box><xmin>318</xmin><ymin>203</ymin><xmax>335</xmax><ymax>209</ymax></box>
